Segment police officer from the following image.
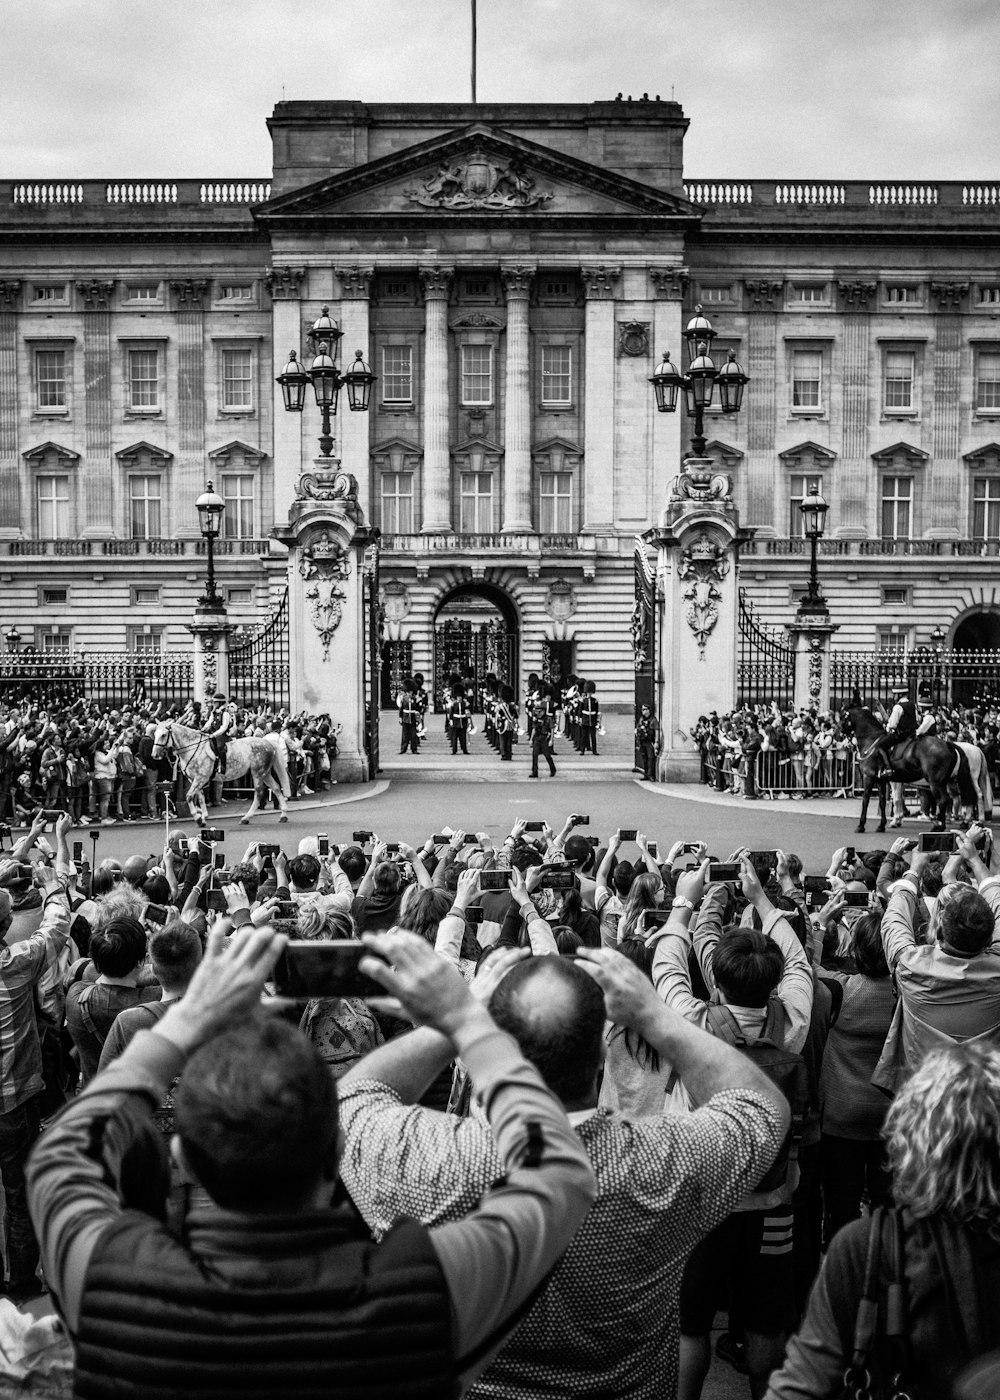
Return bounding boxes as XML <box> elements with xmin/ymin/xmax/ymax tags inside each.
<box><xmin>877</xmin><ymin>685</ymin><xmax>918</xmax><ymax>778</ymax></box>
<box><xmin>635</xmin><ymin>704</ymin><xmax>660</xmax><ymax>781</ymax></box>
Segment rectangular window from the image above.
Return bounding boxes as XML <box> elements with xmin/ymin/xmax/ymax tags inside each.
<box><xmin>877</xmin><ymin>628</ymin><xmax>910</xmax><ymax>656</ymax></box>
<box><xmin>699</xmin><ymin>285</ymin><xmax>733</xmax><ymax>304</ymax></box>
<box><xmin>381</xmin><ymin>346</ymin><xmax>413</xmax><ymax>404</ymax></box>
<box><xmin>541</xmin><ymin>345</ymin><xmax>572</xmax><ymax>405</ymax></box>
<box><xmin>883</xmin><ymin>351</ymin><xmax>915</xmax><ymax>411</ymax></box>
<box><xmin>37</xmin><ymin>475</ymin><xmax>69</xmax><ymax>537</ymax></box>
<box><xmin>35</xmin><ymin>350</ymin><xmax>66</xmax><ymax>409</ymax></box>
<box><xmin>41</xmin><ymin>587</ymin><xmax>68</xmax><ymax>605</ymax></box>
<box><xmin>128</xmin><ymin>349</ymin><xmax>159</xmax><ymax>409</ymax></box>
<box><xmin>542</xmin><ymin>278</ymin><xmax>573</xmax><ymax>298</ymax></box>
<box><xmin>881</xmin><ymin>586</ymin><xmax>910</xmax><ymax>605</ymax></box>
<box><xmin>463</xmin><ymin>278</ymin><xmax>491</xmax><ymax>298</ymax></box>
<box><xmin>460</xmin><ymin>344</ymin><xmax>493</xmax><ymax>405</ymax></box>
<box><xmin>976</xmin><ymin>351</ymin><xmax>1000</xmax><ymax>412</ymax></box>
<box><xmin>131</xmin><ymin>586</ymin><xmax>161</xmax><ymax>606</ymax></box>
<box><xmin>221</xmin><ymin>348</ymin><xmax>253</xmax><ymax>410</ymax></box>
<box><xmin>129</xmin><ymin>628</ymin><xmax>164</xmax><ymax>655</ymax></box>
<box><xmin>221</xmin><ymin>474</ymin><xmax>254</xmax><ymax>539</ymax></box>
<box><xmin>381</xmin><ymin>279</ymin><xmax>412</xmax><ymax>300</ymax></box>
<box><xmin>40</xmin><ymin>630</ymin><xmax>71</xmax><ymax>653</ymax></box>
<box><xmin>789</xmin><ymin>474</ymin><xmax>823</xmax><ymax>538</ymax></box>
<box><xmin>380</xmin><ymin>473</ymin><xmax>414</xmax><ymax>534</ymax></box>
<box><xmin>539</xmin><ymin>473</ymin><xmax>573</xmax><ymax>533</ymax></box>
<box><xmin>791</xmin><ymin>349</ymin><xmax>823</xmax><ymax>409</ymax></box>
<box><xmin>459</xmin><ymin>472</ymin><xmax>494</xmax><ymax>533</ymax></box>
<box><xmin>885</xmin><ymin>285</ymin><xmax>920</xmax><ymax>304</ymax></box>
<box><xmin>219</xmin><ymin>284</ymin><xmax>253</xmax><ymax>301</ymax></box>
<box><xmin>32</xmin><ymin>285</ymin><xmax>66</xmax><ymax>304</ymax></box>
<box><xmin>972</xmin><ymin>477</ymin><xmax>1000</xmax><ymax>540</ymax></box>
<box><xmin>129</xmin><ymin>475</ymin><xmax>161</xmax><ymax>539</ymax></box>
<box><xmin>880</xmin><ymin>476</ymin><xmax>912</xmax><ymax>539</ymax></box>
<box><xmin>790</xmin><ymin>284</ymin><xmax>826</xmax><ymax>302</ymax></box>
<box><xmin>125</xmin><ymin>284</ymin><xmax>159</xmax><ymax>302</ymax></box>
<box><xmin>227</xmin><ymin>587</ymin><xmax>253</xmax><ymax>605</ymax></box>
<box><xmin>978</xmin><ymin>287</ymin><xmax>1000</xmax><ymax>307</ymax></box>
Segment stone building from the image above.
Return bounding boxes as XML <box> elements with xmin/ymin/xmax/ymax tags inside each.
<box><xmin>0</xmin><ymin>99</ymin><xmax>998</xmax><ymax>713</ymax></box>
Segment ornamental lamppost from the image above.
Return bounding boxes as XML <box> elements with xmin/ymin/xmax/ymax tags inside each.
<box><xmin>649</xmin><ymin>304</ymin><xmax>749</xmax><ymax>455</ymax></box>
<box><xmin>797</xmin><ymin>487</ymin><xmax>830</xmax><ymax>617</ymax></box>
<box><xmin>276</xmin><ymin>306</ymin><xmax>375</xmax><ymax>458</ymax></box>
<box><xmin>930</xmin><ymin>623</ymin><xmax>947</xmax><ymax>706</ymax></box>
<box><xmin>194</xmin><ymin>481</ymin><xmax>226</xmax><ymax>611</ymax></box>
<box><xmin>4</xmin><ymin>627</ymin><xmax>22</xmax><ymax>655</ymax></box>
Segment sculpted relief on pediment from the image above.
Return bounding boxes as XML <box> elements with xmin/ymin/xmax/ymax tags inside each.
<box><xmin>404</xmin><ymin>154</ymin><xmax>552</xmax><ymax>211</ymax></box>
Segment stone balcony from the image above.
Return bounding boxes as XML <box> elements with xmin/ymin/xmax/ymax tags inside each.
<box><xmin>379</xmin><ymin>531</ymin><xmax>628</xmax><ymax>580</ymax></box>
<box><xmin>5</xmin><ymin>537</ymin><xmax>273</xmax><ymax>558</ymax></box>
<box><xmin>742</xmin><ymin>537</ymin><xmax>1000</xmax><ymax>559</ymax></box>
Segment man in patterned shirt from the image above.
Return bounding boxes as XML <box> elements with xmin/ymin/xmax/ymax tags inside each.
<box><xmin>339</xmin><ymin>945</ymin><xmax>789</xmax><ymax>1399</ymax></box>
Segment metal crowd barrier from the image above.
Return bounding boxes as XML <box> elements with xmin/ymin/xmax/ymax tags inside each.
<box><xmin>754</xmin><ymin>748</ymin><xmax>856</xmax><ymax>798</ymax></box>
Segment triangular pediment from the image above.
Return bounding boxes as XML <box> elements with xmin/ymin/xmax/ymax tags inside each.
<box><xmin>532</xmin><ymin>437</ymin><xmax>583</xmax><ymax>465</ymax></box>
<box><xmin>22</xmin><ymin>441</ymin><xmax>80</xmax><ymax>466</ymax></box>
<box><xmin>778</xmin><ymin>440</ymin><xmax>838</xmax><ymax>468</ymax></box>
<box><xmin>704</xmin><ymin>439</ymin><xmax>744</xmax><ymax>469</ymax></box>
<box><xmin>115</xmin><ymin>440</ymin><xmax>173</xmax><ymax>469</ymax></box>
<box><xmin>256</xmin><ymin>123</ymin><xmax>700</xmax><ymax>225</ymax></box>
<box><xmin>451</xmin><ymin>436</ymin><xmax>504</xmax><ymax>463</ymax></box>
<box><xmin>964</xmin><ymin>442</ymin><xmax>1000</xmax><ymax>471</ymax></box>
<box><xmin>871</xmin><ymin>441</ymin><xmax>929</xmax><ymax>468</ymax></box>
<box><xmin>208</xmin><ymin>440</ymin><xmax>268</xmax><ymax>467</ymax></box>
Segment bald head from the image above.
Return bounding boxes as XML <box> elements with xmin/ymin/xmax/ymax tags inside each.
<box><xmin>123</xmin><ymin>856</ymin><xmax>148</xmax><ymax>888</ymax></box>
<box><xmin>488</xmin><ymin>956</ymin><xmax>606</xmax><ymax>1108</ymax></box>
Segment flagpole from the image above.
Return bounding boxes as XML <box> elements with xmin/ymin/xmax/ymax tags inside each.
<box><xmin>471</xmin><ymin>0</ymin><xmax>477</xmax><ymax>102</ymax></box>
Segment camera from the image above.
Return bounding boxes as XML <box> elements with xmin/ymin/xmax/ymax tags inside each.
<box><xmin>40</xmin><ymin>809</ymin><xmax>63</xmax><ymax>824</ymax></box>
<box><xmin>432</xmin><ymin>834</ymin><xmax>451</xmax><ymax>844</ymax></box>
<box><xmin>201</xmin><ymin>827</ymin><xmax>225</xmax><ymax>844</ymax></box>
<box><xmin>479</xmin><ymin>870</ymin><xmax>511</xmax><ymax>891</ymax></box>
<box><xmin>707</xmin><ymin>862</ymin><xmax>742</xmax><ymax>883</ymax></box>
<box><xmin>352</xmin><ymin>830</ymin><xmax>373</xmax><ymax>843</ymax></box>
<box><xmin>919</xmin><ymin>831</ymin><xmax>957</xmax><ymax>853</ymax></box>
<box><xmin>385</xmin><ymin>842</ymin><xmax>400</xmax><ymax>855</ymax></box>
<box><xmin>0</xmin><ymin>823</ymin><xmax>11</xmax><ymax>840</ymax></box>
<box><xmin>317</xmin><ymin>834</ymin><xmax>329</xmax><ymax>857</ymax></box>
<box><xmin>680</xmin><ymin>843</ymin><xmax>700</xmax><ymax>855</ymax></box>
<box><xmin>539</xmin><ymin>866</ymin><xmax>577</xmax><ymax>891</ymax></box>
<box><xmin>145</xmin><ymin>903</ymin><xmax>169</xmax><ymax>925</ymax></box>
<box><xmin>570</xmin><ymin>814</ymin><xmax>590</xmax><ymax>826</ymax></box>
<box><xmin>274</xmin><ymin>941</ymin><xmax>388</xmax><ymax>999</ymax></box>
<box><xmin>803</xmin><ymin>875</ymin><xmax>831</xmax><ymax>894</ymax></box>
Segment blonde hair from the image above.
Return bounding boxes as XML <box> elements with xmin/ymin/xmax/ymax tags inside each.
<box><xmin>91</xmin><ymin>881</ymin><xmax>148</xmax><ymax>930</ymax></box>
<box><xmin>295</xmin><ymin>900</ymin><xmax>356</xmax><ymax>942</ymax></box>
<box><xmin>885</xmin><ymin>1043</ymin><xmax>1000</xmax><ymax>1235</ymax></box>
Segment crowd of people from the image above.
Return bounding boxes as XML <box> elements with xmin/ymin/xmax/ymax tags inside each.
<box><xmin>0</xmin><ymin>693</ymin><xmax>341</xmax><ymax>825</ymax></box>
<box><xmin>694</xmin><ymin>694</ymin><xmax>1000</xmax><ymax>800</ymax></box>
<box><xmin>0</xmin><ymin>801</ymin><xmax>998</xmax><ymax>1396</ymax></box>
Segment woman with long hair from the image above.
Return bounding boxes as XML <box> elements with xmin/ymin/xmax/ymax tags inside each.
<box><xmin>296</xmin><ymin>904</ymin><xmax>383</xmax><ymax>1077</ymax></box>
<box><xmin>617</xmin><ymin>870</ymin><xmax>665</xmax><ymax>943</ymax></box>
<box><xmin>598</xmin><ymin>939</ymin><xmax>675</xmax><ymax>1117</ymax></box>
<box><xmin>767</xmin><ymin>1044</ymin><xmax>1000</xmax><ymax>1399</ymax></box>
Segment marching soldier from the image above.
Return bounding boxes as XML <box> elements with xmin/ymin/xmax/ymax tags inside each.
<box><xmin>396</xmin><ymin>678</ymin><xmax>422</xmax><ymax>755</ymax></box>
<box><xmin>495</xmin><ymin>684</ymin><xmax>518</xmax><ymax>763</ymax></box>
<box><xmin>580</xmin><ymin>680</ymin><xmax>601</xmax><ymax>756</ymax></box>
<box><xmin>446</xmin><ymin>683</ymin><xmax>471</xmax><ymax>756</ymax></box>
<box><xmin>636</xmin><ymin>703</ymin><xmax>660</xmax><ymax>781</ymax></box>
<box><xmin>562</xmin><ymin>674</ymin><xmax>580</xmax><ymax>747</ymax></box>
<box><xmin>412</xmin><ymin>672</ymin><xmax>430</xmax><ymax>741</ymax></box>
<box><xmin>528</xmin><ymin>684</ymin><xmax>558</xmax><ymax>779</ymax></box>
<box><xmin>482</xmin><ymin>674</ymin><xmax>499</xmax><ymax>751</ymax></box>
<box><xmin>524</xmin><ymin>673</ymin><xmax>541</xmax><ymax>739</ymax></box>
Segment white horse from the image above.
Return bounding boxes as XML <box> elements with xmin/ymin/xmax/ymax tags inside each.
<box><xmin>152</xmin><ymin>720</ymin><xmax>290</xmax><ymax>826</ymax></box>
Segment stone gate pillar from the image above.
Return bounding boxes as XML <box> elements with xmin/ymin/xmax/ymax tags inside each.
<box><xmin>187</xmin><ymin>606</ymin><xmax>233</xmax><ymax>705</ymax></box>
<box><xmin>786</xmin><ymin>618</ymin><xmax>840</xmax><ymax>712</ymax></box>
<box><xmin>274</xmin><ymin>464</ymin><xmax>375</xmax><ymax>783</ymax></box>
<box><xmin>646</xmin><ymin>458</ymin><xmax>753</xmax><ymax>781</ymax></box>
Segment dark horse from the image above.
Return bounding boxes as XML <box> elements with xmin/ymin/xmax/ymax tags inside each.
<box><xmin>842</xmin><ymin>704</ymin><xmax>978</xmax><ymax>834</ymax></box>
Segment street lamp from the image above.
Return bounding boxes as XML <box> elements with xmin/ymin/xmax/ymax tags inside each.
<box><xmin>930</xmin><ymin>623</ymin><xmax>947</xmax><ymax>706</ymax></box>
<box><xmin>797</xmin><ymin>487</ymin><xmax>830</xmax><ymax>616</ymax></box>
<box><xmin>649</xmin><ymin>304</ymin><xmax>749</xmax><ymax>455</ymax></box>
<box><xmin>195</xmin><ymin>481</ymin><xmax>225</xmax><ymax>611</ymax></box>
<box><xmin>277</xmin><ymin>307</ymin><xmax>376</xmax><ymax>458</ymax></box>
<box><xmin>4</xmin><ymin>627</ymin><xmax>21</xmax><ymax>655</ymax></box>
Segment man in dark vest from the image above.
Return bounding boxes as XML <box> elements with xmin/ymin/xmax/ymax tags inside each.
<box><xmin>28</xmin><ymin>925</ymin><xmax>595</xmax><ymax>1399</ymax></box>
<box><xmin>876</xmin><ymin>685</ymin><xmax>918</xmax><ymax>779</ymax></box>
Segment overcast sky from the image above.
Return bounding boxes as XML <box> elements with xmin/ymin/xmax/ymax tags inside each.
<box><xmin>4</xmin><ymin>0</ymin><xmax>998</xmax><ymax>179</ymax></box>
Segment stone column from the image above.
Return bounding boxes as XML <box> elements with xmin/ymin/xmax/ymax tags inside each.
<box><xmin>76</xmin><ymin>280</ymin><xmax>115</xmax><ymax>537</ymax></box>
<box><xmin>649</xmin><ymin>268</ymin><xmax>687</xmax><ymax>508</ymax></box>
<box><xmin>419</xmin><ymin>265</ymin><xmax>454</xmax><ymax>533</ymax></box>
<box><xmin>265</xmin><ymin>265</ymin><xmax>306</xmax><ymax>522</ymax></box>
<box><xmin>0</xmin><ymin>281</ymin><xmax>21</xmax><ymax>538</ymax></box>
<box><xmin>743</xmin><ymin>280</ymin><xmax>783</xmax><ymax>530</ymax></box>
<box><xmin>501</xmin><ymin>264</ymin><xmax>534</xmax><ymax>532</ymax></box>
<box><xmin>274</xmin><ymin>466</ymin><xmax>375</xmax><ymax>782</ymax></box>
<box><xmin>786</xmin><ymin>619</ymin><xmax>841</xmax><ymax>711</ymax></box>
<box><xmin>647</xmin><ymin>460</ymin><xmax>753</xmax><ymax>781</ymax></box>
<box><xmin>581</xmin><ymin>265</ymin><xmax>620</xmax><ymax>533</ymax></box>
<box><xmin>335</xmin><ymin>265</ymin><xmax>374</xmax><ymax>518</ymax></box>
<box><xmin>837</xmin><ymin>281</ymin><xmax>877</xmax><ymax>536</ymax></box>
<box><xmin>170</xmin><ymin>279</ymin><xmax>209</xmax><ymax>538</ymax></box>
<box><xmin>187</xmin><ymin>608</ymin><xmax>233</xmax><ymax>705</ymax></box>
<box><xmin>928</xmin><ymin>282</ymin><xmax>967</xmax><ymax>536</ymax></box>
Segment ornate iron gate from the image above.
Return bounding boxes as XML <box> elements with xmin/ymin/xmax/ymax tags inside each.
<box><xmin>433</xmin><ymin>618</ymin><xmax>515</xmax><ymax>711</ymax></box>
<box><xmin>228</xmin><ymin>590</ymin><xmax>290</xmax><ymax>711</ymax></box>
<box><xmin>632</xmin><ymin>540</ymin><xmax>657</xmax><ymax>767</ymax></box>
<box><xmin>0</xmin><ymin>650</ymin><xmax>193</xmax><ymax>708</ymax></box>
<box><xmin>830</xmin><ymin>647</ymin><xmax>1000</xmax><ymax>713</ymax></box>
<box><xmin>737</xmin><ymin>590</ymin><xmax>795</xmax><ymax>711</ymax></box>
<box><xmin>363</xmin><ymin>540</ymin><xmax>383</xmax><ymax>778</ymax></box>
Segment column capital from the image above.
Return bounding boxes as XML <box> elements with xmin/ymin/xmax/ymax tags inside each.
<box><xmin>264</xmin><ymin>265</ymin><xmax>306</xmax><ymax>300</ymax></box>
<box><xmin>836</xmin><ymin>279</ymin><xmax>877</xmax><ymax>312</ymax></box>
<box><xmin>743</xmin><ymin>279</ymin><xmax>784</xmax><ymax>311</ymax></box>
<box><xmin>0</xmin><ymin>280</ymin><xmax>21</xmax><ymax>311</ymax></box>
<box><xmin>170</xmin><ymin>278</ymin><xmax>209</xmax><ymax>310</ymax></box>
<box><xmin>580</xmin><ymin>264</ymin><xmax>621</xmax><ymax>300</ymax></box>
<box><xmin>335</xmin><ymin>265</ymin><xmax>375</xmax><ymax>300</ymax></box>
<box><xmin>501</xmin><ymin>264</ymin><xmax>535</xmax><ymax>300</ymax></box>
<box><xmin>76</xmin><ymin>280</ymin><xmax>116</xmax><ymax>312</ymax></box>
<box><xmin>930</xmin><ymin>281</ymin><xmax>969</xmax><ymax>312</ymax></box>
<box><xmin>649</xmin><ymin>266</ymin><xmax>688</xmax><ymax>301</ymax></box>
<box><xmin>418</xmin><ymin>265</ymin><xmax>455</xmax><ymax>300</ymax></box>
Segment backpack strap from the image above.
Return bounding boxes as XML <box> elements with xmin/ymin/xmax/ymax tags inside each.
<box><xmin>760</xmin><ymin>994</ymin><xmax>789</xmax><ymax>1047</ymax></box>
<box><xmin>703</xmin><ymin>1002</ymin><xmax>747</xmax><ymax>1047</ymax></box>
<box><xmin>74</xmin><ymin>982</ymin><xmax>102</xmax><ymax>1043</ymax></box>
<box><xmin>843</xmin><ymin>1206</ymin><xmax>885</xmax><ymax>1400</ymax></box>
<box><xmin>885</xmin><ymin>1208</ymin><xmax>913</xmax><ymax>1400</ymax></box>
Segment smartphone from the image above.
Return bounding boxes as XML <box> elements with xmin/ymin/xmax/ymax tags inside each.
<box><xmin>707</xmin><ymin>862</ymin><xmax>742</xmax><ymax>883</ymax></box>
<box><xmin>680</xmin><ymin>843</ymin><xmax>700</xmax><ymax>855</ymax></box>
<box><xmin>432</xmin><ymin>834</ymin><xmax>451</xmax><ymax>844</ymax></box>
<box><xmin>803</xmin><ymin>875</ymin><xmax>831</xmax><ymax>894</ymax></box>
<box><xmin>919</xmin><ymin>831</ymin><xmax>957</xmax><ymax>853</ymax></box>
<box><xmin>618</xmin><ymin>829</ymin><xmax>638</xmax><ymax>842</ymax></box>
<box><xmin>73</xmin><ymin>841</ymin><xmax>84</xmax><ymax>864</ymax></box>
<box><xmin>40</xmin><ymin>809</ymin><xmax>63</xmax><ymax>824</ymax></box>
<box><xmin>259</xmin><ymin>844</ymin><xmax>281</xmax><ymax>859</ymax></box>
<box><xmin>202</xmin><ymin>827</ymin><xmax>225</xmax><ymax>844</ymax></box>
<box><xmin>385</xmin><ymin>842</ymin><xmax>400</xmax><ymax>855</ymax></box>
<box><xmin>352</xmin><ymin>830</ymin><xmax>373</xmax><ymax>843</ymax></box>
<box><xmin>214</xmin><ymin>852</ymin><xmax>225</xmax><ymax>869</ymax></box>
<box><xmin>586</xmin><ymin>835</ymin><xmax>601</xmax><ymax>846</ymax></box>
<box><xmin>523</xmin><ymin>821</ymin><xmax>546</xmax><ymax>832</ymax></box>
<box><xmin>89</xmin><ymin>830</ymin><xmax>100</xmax><ymax>843</ymax></box>
<box><xmin>643</xmin><ymin>910</ymin><xmax>673</xmax><ymax>928</ymax></box>
<box><xmin>539</xmin><ymin>866</ymin><xmax>576</xmax><ymax>891</ymax></box>
<box><xmin>205</xmin><ymin>890</ymin><xmax>227</xmax><ymax>913</ymax></box>
<box><xmin>843</xmin><ymin>890</ymin><xmax>869</xmax><ymax>908</ymax></box>
<box><xmin>750</xmin><ymin>850</ymin><xmax>777</xmax><ymax>869</ymax></box>
<box><xmin>479</xmin><ymin>870</ymin><xmax>511</xmax><ymax>891</ymax></box>
<box><xmin>145</xmin><ymin>903</ymin><xmax>169</xmax><ymax>924</ymax></box>
<box><xmin>571</xmin><ymin>814</ymin><xmax>590</xmax><ymax>826</ymax></box>
<box><xmin>317</xmin><ymin>834</ymin><xmax>329</xmax><ymax>857</ymax></box>
<box><xmin>465</xmin><ymin>906</ymin><xmax>485</xmax><ymax>925</ymax></box>
<box><xmin>273</xmin><ymin>940</ymin><xmax>388</xmax><ymax>999</ymax></box>
<box><xmin>275</xmin><ymin>900</ymin><xmax>297</xmax><ymax>919</ymax></box>
<box><xmin>844</xmin><ymin>847</ymin><xmax>856</xmax><ymax>864</ymax></box>
<box><xmin>647</xmin><ymin>841</ymin><xmax>659</xmax><ymax>859</ymax></box>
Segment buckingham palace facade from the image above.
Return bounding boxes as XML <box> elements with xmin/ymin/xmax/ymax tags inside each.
<box><xmin>1</xmin><ymin>98</ymin><xmax>998</xmax><ymax>710</ymax></box>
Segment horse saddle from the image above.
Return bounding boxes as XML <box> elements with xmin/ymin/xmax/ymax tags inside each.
<box><xmin>889</xmin><ymin>738</ymin><xmax>918</xmax><ymax>770</ymax></box>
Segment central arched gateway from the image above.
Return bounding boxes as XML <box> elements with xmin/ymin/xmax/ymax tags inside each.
<box><xmin>949</xmin><ymin>609</ymin><xmax>1000</xmax><ymax>705</ymax></box>
<box><xmin>432</xmin><ymin>584</ymin><xmax>518</xmax><ymax>712</ymax></box>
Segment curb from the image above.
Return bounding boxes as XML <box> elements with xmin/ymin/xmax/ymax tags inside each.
<box><xmin>62</xmin><ymin>781</ymin><xmax>392</xmax><ymax>828</ymax></box>
<box><xmin>634</xmin><ymin>779</ymin><xmax>869</xmax><ymax>820</ymax></box>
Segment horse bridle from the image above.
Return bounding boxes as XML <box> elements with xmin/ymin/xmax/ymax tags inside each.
<box><xmin>157</xmin><ymin>722</ymin><xmax>210</xmax><ymax>765</ymax></box>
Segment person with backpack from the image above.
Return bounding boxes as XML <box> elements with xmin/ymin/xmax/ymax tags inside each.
<box><xmin>649</xmin><ymin>854</ymin><xmax>813</xmax><ymax>1400</ymax></box>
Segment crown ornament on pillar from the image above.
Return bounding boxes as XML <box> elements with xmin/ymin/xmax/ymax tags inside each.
<box><xmin>669</xmin><ymin>459</ymin><xmax>732</xmax><ymax>503</ymax></box>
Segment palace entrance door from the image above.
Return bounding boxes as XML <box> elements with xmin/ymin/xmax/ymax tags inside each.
<box><xmin>432</xmin><ymin>586</ymin><xmax>517</xmax><ymax>712</ymax></box>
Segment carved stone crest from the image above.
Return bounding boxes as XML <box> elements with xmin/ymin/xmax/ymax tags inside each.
<box><xmin>618</xmin><ymin>321</ymin><xmax>651</xmax><ymax>357</ymax></box>
<box><xmin>406</xmin><ymin>156</ymin><xmax>551</xmax><ymax>211</ymax></box>
<box><xmin>669</xmin><ymin>460</ymin><xmax>733</xmax><ymax>504</ymax></box>
<box><xmin>677</xmin><ymin>532</ymin><xmax>730</xmax><ymax>654</ymax></box>
<box><xmin>544</xmin><ymin>579</ymin><xmax>577</xmax><ymax>624</ymax></box>
<box><xmin>300</xmin><ymin>532</ymin><xmax>352</xmax><ymax>661</ymax></box>
<box><xmin>381</xmin><ymin>579</ymin><xmax>411</xmax><ymax>624</ymax></box>
<box><xmin>296</xmin><ymin>469</ymin><xmax>360</xmax><ymax>504</ymax></box>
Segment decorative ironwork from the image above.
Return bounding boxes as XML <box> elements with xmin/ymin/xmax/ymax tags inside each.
<box><xmin>633</xmin><ymin>540</ymin><xmax>658</xmax><ymax>771</ymax></box>
<box><xmin>0</xmin><ymin>651</ymin><xmax>193</xmax><ymax>708</ymax></box>
<box><xmin>830</xmin><ymin>647</ymin><xmax>1000</xmax><ymax>713</ymax></box>
<box><xmin>228</xmin><ymin>591</ymin><xmax>290</xmax><ymax>712</ymax></box>
<box><xmin>363</xmin><ymin>541</ymin><xmax>383</xmax><ymax>778</ymax></box>
<box><xmin>433</xmin><ymin>618</ymin><xmax>514</xmax><ymax>712</ymax></box>
<box><xmin>737</xmin><ymin>590</ymin><xmax>795</xmax><ymax>710</ymax></box>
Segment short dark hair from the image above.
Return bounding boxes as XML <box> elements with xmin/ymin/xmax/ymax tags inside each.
<box><xmin>851</xmin><ymin>913</ymin><xmax>889</xmax><ymax>979</ymax></box>
<box><xmin>175</xmin><ymin>1016</ymin><xmax>339</xmax><ymax>1212</ymax></box>
<box><xmin>488</xmin><ymin>957</ymin><xmax>605</xmax><ymax>1104</ymax></box>
<box><xmin>150</xmin><ymin>920</ymin><xmax>202</xmax><ymax>988</ymax></box>
<box><xmin>509</xmin><ymin>844</ymin><xmax>543</xmax><ymax>874</ymax></box>
<box><xmin>287</xmin><ymin>854</ymin><xmax>320</xmax><ymax>890</ymax></box>
<box><xmin>90</xmin><ymin>917</ymin><xmax>147</xmax><ymax>977</ymax></box>
<box><xmin>938</xmin><ymin>886</ymin><xmax>995</xmax><ymax>957</ymax></box>
<box><xmin>712</xmin><ymin>927</ymin><xmax>785</xmax><ymax>1009</ymax></box>
<box><xmin>563</xmin><ymin>835</ymin><xmax>594</xmax><ymax>873</ymax></box>
<box><xmin>373</xmin><ymin>861</ymin><xmax>401</xmax><ymax>896</ymax></box>
<box><xmin>337</xmin><ymin>846</ymin><xmax>366</xmax><ymax>881</ymax></box>
<box><xmin>142</xmin><ymin>874</ymin><xmax>171</xmax><ymax>905</ymax></box>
